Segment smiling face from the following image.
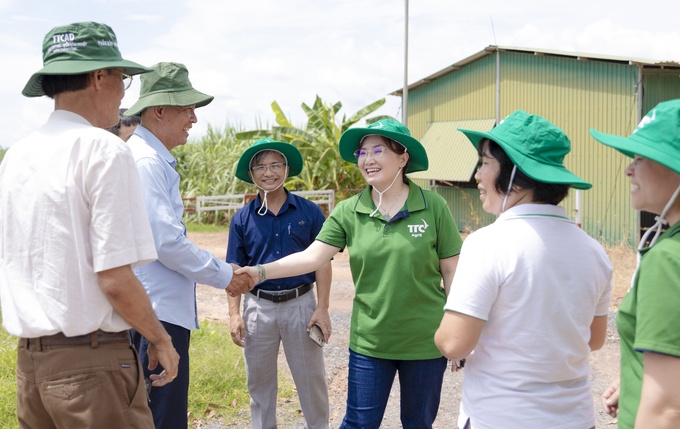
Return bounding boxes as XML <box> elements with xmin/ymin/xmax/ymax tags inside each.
<box><xmin>357</xmin><ymin>135</ymin><xmax>409</xmax><ymax>190</ymax></box>
<box><xmin>474</xmin><ymin>142</ymin><xmax>507</xmax><ymax>215</ymax></box>
<box><xmin>159</xmin><ymin>105</ymin><xmax>197</xmax><ymax>150</ymax></box>
<box><xmin>248</xmin><ymin>151</ymin><xmax>288</xmax><ymax>191</ymax></box>
<box><xmin>625</xmin><ymin>155</ymin><xmax>680</xmax><ymax>221</ymax></box>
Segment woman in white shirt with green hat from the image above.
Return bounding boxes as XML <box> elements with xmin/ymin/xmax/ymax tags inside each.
<box><xmin>237</xmin><ymin>119</ymin><xmax>463</xmax><ymax>428</ymax></box>
<box><xmin>435</xmin><ymin>110</ymin><xmax>613</xmax><ymax>429</ymax></box>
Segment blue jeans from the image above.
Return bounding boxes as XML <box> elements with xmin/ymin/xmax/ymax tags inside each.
<box><xmin>132</xmin><ymin>322</ymin><xmax>191</xmax><ymax>429</ymax></box>
<box><xmin>339</xmin><ymin>349</ymin><xmax>447</xmax><ymax>429</ymax></box>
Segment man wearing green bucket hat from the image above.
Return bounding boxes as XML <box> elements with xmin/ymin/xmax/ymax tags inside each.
<box><xmin>0</xmin><ymin>22</ymin><xmax>179</xmax><ymax>429</ymax></box>
<box><xmin>235</xmin><ymin>119</ymin><xmax>463</xmax><ymax>428</ymax></box>
<box><xmin>227</xmin><ymin>138</ymin><xmax>332</xmax><ymax>429</ymax></box>
<box><xmin>591</xmin><ymin>100</ymin><xmax>680</xmax><ymax>429</ymax></box>
<box><xmin>435</xmin><ymin>111</ymin><xmax>612</xmax><ymax>429</ymax></box>
<box><xmin>125</xmin><ymin>62</ymin><xmax>253</xmax><ymax>429</ymax></box>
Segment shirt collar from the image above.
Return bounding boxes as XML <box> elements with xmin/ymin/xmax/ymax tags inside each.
<box><xmin>252</xmin><ymin>188</ymin><xmax>296</xmax><ymax>214</ymax></box>
<box><xmin>50</xmin><ymin>109</ymin><xmax>95</xmax><ymax>127</ymax></box>
<box><xmin>354</xmin><ymin>178</ymin><xmax>426</xmax><ymax>215</ymax></box>
<box><xmin>496</xmin><ymin>203</ymin><xmax>570</xmax><ymax>222</ymax></box>
<box><xmin>133</xmin><ymin>125</ymin><xmax>177</xmax><ymax>168</ymax></box>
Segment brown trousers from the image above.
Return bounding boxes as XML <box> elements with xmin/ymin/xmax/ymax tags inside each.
<box><xmin>16</xmin><ymin>335</ymin><xmax>154</xmax><ymax>429</ymax></box>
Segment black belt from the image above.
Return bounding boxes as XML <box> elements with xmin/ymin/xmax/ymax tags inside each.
<box><xmin>22</xmin><ymin>329</ymin><xmax>130</xmax><ymax>350</ymax></box>
<box><xmin>250</xmin><ymin>283</ymin><xmax>313</xmax><ymax>303</ymax></box>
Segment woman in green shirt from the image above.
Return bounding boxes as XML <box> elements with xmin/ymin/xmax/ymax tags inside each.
<box><xmin>591</xmin><ymin>99</ymin><xmax>680</xmax><ymax>429</ymax></box>
<box><xmin>238</xmin><ymin>119</ymin><xmax>462</xmax><ymax>429</ymax></box>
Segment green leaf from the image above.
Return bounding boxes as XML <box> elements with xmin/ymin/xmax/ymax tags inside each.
<box><xmin>273</xmin><ymin>126</ymin><xmax>318</xmax><ymax>144</ymax></box>
<box><xmin>271</xmin><ymin>101</ymin><xmax>293</xmax><ymax>128</ymax></box>
<box><xmin>365</xmin><ymin>115</ymin><xmax>396</xmax><ymax>125</ymax></box>
<box><xmin>235</xmin><ymin>130</ymin><xmax>274</xmax><ymax>141</ymax></box>
<box><xmin>332</xmin><ymin>102</ymin><xmax>342</xmax><ymax>114</ymax></box>
<box><xmin>342</xmin><ymin>98</ymin><xmax>386</xmax><ymax>132</ymax></box>
<box><xmin>301</xmin><ymin>103</ymin><xmax>332</xmax><ymax>141</ymax></box>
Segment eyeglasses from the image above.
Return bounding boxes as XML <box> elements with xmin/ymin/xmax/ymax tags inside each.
<box><xmin>251</xmin><ymin>162</ymin><xmax>286</xmax><ymax>175</ymax></box>
<box><xmin>176</xmin><ymin>106</ymin><xmax>197</xmax><ymax>119</ymax></box>
<box><xmin>353</xmin><ymin>146</ymin><xmax>389</xmax><ymax>160</ymax></box>
<box><xmin>110</xmin><ymin>69</ymin><xmax>133</xmax><ymax>90</ymax></box>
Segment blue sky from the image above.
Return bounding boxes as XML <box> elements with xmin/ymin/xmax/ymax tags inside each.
<box><xmin>1</xmin><ymin>0</ymin><xmax>679</xmax><ymax>148</ymax></box>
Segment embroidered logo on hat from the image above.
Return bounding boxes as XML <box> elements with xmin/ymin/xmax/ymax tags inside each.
<box><xmin>633</xmin><ymin>109</ymin><xmax>657</xmax><ymax>134</ymax></box>
<box><xmin>368</xmin><ymin>122</ymin><xmax>383</xmax><ymax>129</ymax></box>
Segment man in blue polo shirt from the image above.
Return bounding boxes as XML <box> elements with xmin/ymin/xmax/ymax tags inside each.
<box><xmin>227</xmin><ymin>138</ymin><xmax>332</xmax><ymax>429</ymax></box>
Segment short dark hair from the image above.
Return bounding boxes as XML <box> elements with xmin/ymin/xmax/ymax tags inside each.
<box><xmin>105</xmin><ymin>108</ymin><xmax>142</xmax><ymax>136</ymax></box>
<box><xmin>41</xmin><ymin>73</ymin><xmax>91</xmax><ymax>98</ymax></box>
<box><xmin>478</xmin><ymin>138</ymin><xmax>571</xmax><ymax>205</ymax></box>
<box><xmin>360</xmin><ymin>135</ymin><xmax>410</xmax><ymax>180</ymax></box>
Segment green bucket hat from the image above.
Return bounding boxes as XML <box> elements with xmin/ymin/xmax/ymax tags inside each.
<box><xmin>125</xmin><ymin>62</ymin><xmax>214</xmax><ymax>117</ymax></box>
<box><xmin>590</xmin><ymin>99</ymin><xmax>680</xmax><ymax>175</ymax></box>
<box><xmin>338</xmin><ymin>119</ymin><xmax>428</xmax><ymax>173</ymax></box>
<box><xmin>23</xmin><ymin>21</ymin><xmax>152</xmax><ymax>98</ymax></box>
<box><xmin>458</xmin><ymin>110</ymin><xmax>592</xmax><ymax>190</ymax></box>
<box><xmin>235</xmin><ymin>139</ymin><xmax>304</xmax><ymax>184</ymax></box>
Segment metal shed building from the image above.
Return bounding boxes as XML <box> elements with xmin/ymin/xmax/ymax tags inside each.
<box><xmin>393</xmin><ymin>46</ymin><xmax>680</xmax><ymax>244</ymax></box>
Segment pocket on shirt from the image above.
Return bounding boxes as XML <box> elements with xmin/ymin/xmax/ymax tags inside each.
<box><xmin>287</xmin><ymin>227</ymin><xmax>312</xmax><ymax>249</ymax></box>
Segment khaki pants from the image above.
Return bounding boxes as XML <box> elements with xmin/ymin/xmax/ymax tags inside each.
<box><xmin>16</xmin><ymin>335</ymin><xmax>154</xmax><ymax>429</ymax></box>
<box><xmin>243</xmin><ymin>291</ymin><xmax>329</xmax><ymax>429</ymax></box>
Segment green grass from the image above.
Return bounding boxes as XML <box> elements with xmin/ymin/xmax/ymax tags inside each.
<box><xmin>0</xmin><ymin>320</ymin><xmax>296</xmax><ymax>428</ymax></box>
<box><xmin>0</xmin><ymin>328</ymin><xmax>18</xmax><ymax>429</ymax></box>
<box><xmin>188</xmin><ymin>320</ymin><xmax>297</xmax><ymax>425</ymax></box>
<box><xmin>184</xmin><ymin>223</ymin><xmax>231</xmax><ymax>233</ymax></box>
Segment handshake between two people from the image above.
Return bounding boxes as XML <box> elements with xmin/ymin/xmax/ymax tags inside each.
<box><xmin>225</xmin><ymin>263</ymin><xmax>257</xmax><ymax>297</ymax></box>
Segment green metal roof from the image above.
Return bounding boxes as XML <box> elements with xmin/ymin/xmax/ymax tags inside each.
<box><xmin>410</xmin><ymin>118</ymin><xmax>496</xmax><ymax>182</ymax></box>
<box><xmin>391</xmin><ymin>45</ymin><xmax>680</xmax><ymax>96</ymax></box>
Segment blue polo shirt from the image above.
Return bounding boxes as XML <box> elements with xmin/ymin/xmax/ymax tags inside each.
<box><xmin>227</xmin><ymin>189</ymin><xmax>326</xmax><ymax>291</ymax></box>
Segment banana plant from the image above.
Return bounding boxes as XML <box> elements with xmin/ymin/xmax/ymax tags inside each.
<box><xmin>236</xmin><ymin>96</ymin><xmax>390</xmax><ymax>196</ymax></box>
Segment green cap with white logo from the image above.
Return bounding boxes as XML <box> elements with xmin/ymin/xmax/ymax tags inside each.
<box><xmin>590</xmin><ymin>99</ymin><xmax>680</xmax><ymax>175</ymax></box>
<box><xmin>338</xmin><ymin>119</ymin><xmax>429</xmax><ymax>173</ymax></box>
<box><xmin>23</xmin><ymin>21</ymin><xmax>152</xmax><ymax>98</ymax></box>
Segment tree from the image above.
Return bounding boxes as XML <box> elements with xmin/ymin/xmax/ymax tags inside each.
<box><xmin>236</xmin><ymin>96</ymin><xmax>392</xmax><ymax>197</ymax></box>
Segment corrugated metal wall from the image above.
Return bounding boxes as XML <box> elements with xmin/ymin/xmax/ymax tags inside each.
<box><xmin>408</xmin><ymin>54</ymin><xmax>496</xmax><ymax>141</ymax></box>
<box><xmin>642</xmin><ymin>70</ymin><xmax>680</xmax><ymax>114</ymax></box>
<box><xmin>500</xmin><ymin>51</ymin><xmax>639</xmax><ymax>244</ymax></box>
<box><xmin>408</xmin><ymin>52</ymin><xmax>680</xmax><ymax>243</ymax></box>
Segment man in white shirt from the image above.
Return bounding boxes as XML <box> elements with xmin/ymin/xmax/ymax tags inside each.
<box><xmin>0</xmin><ymin>22</ymin><xmax>179</xmax><ymax>429</ymax></box>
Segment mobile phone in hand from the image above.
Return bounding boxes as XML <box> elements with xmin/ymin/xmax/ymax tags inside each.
<box><xmin>308</xmin><ymin>324</ymin><xmax>325</xmax><ymax>347</ymax></box>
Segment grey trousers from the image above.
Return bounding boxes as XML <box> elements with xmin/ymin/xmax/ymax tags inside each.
<box><xmin>243</xmin><ymin>290</ymin><xmax>329</xmax><ymax>429</ymax></box>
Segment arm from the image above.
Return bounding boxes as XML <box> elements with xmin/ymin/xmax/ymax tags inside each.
<box><xmin>237</xmin><ymin>240</ymin><xmax>339</xmax><ymax>285</ymax></box>
<box><xmin>307</xmin><ymin>260</ymin><xmax>333</xmax><ymax>341</ymax></box>
<box><xmin>136</xmin><ymin>157</ymin><xmax>235</xmax><ymax>290</ymax></box>
<box><xmin>434</xmin><ymin>310</ymin><xmax>485</xmax><ymax>361</ymax></box>
<box><xmin>227</xmin><ymin>293</ymin><xmax>245</xmax><ymax>347</ymax></box>
<box><xmin>440</xmin><ymin>255</ymin><xmax>459</xmax><ymax>297</ymax></box>
<box><xmin>635</xmin><ymin>352</ymin><xmax>680</xmax><ymax>428</ymax></box>
<box><xmin>98</xmin><ymin>265</ymin><xmax>179</xmax><ymax>386</ymax></box>
<box><xmin>589</xmin><ymin>315</ymin><xmax>608</xmax><ymax>351</ymax></box>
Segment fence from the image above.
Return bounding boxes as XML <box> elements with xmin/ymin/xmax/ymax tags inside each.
<box><xmin>183</xmin><ymin>190</ymin><xmax>335</xmax><ymax>223</ymax></box>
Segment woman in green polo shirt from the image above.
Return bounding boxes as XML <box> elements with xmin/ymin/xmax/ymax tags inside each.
<box><xmin>237</xmin><ymin>119</ymin><xmax>463</xmax><ymax>429</ymax></box>
<box><xmin>591</xmin><ymin>99</ymin><xmax>680</xmax><ymax>429</ymax></box>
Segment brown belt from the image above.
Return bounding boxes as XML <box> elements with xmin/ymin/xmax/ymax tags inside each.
<box><xmin>23</xmin><ymin>329</ymin><xmax>130</xmax><ymax>350</ymax></box>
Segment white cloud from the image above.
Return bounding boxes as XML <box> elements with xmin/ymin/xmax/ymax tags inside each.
<box><xmin>126</xmin><ymin>14</ymin><xmax>163</xmax><ymax>24</ymax></box>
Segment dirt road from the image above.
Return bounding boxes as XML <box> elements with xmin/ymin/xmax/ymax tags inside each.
<box><xmin>191</xmin><ymin>231</ymin><xmax>624</xmax><ymax>428</ymax></box>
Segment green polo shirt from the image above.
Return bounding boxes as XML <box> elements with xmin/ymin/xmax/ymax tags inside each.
<box><xmin>616</xmin><ymin>220</ymin><xmax>680</xmax><ymax>429</ymax></box>
<box><xmin>316</xmin><ymin>179</ymin><xmax>463</xmax><ymax>360</ymax></box>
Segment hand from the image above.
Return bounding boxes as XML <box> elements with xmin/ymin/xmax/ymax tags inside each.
<box><xmin>601</xmin><ymin>378</ymin><xmax>620</xmax><ymax>418</ymax></box>
<box><xmin>235</xmin><ymin>266</ymin><xmax>259</xmax><ymax>288</ymax></box>
<box><xmin>226</xmin><ymin>263</ymin><xmax>254</xmax><ymax>297</ymax></box>
<box><xmin>307</xmin><ymin>308</ymin><xmax>332</xmax><ymax>342</ymax></box>
<box><xmin>230</xmin><ymin>314</ymin><xmax>246</xmax><ymax>348</ymax></box>
<box><xmin>146</xmin><ymin>337</ymin><xmax>180</xmax><ymax>387</ymax></box>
